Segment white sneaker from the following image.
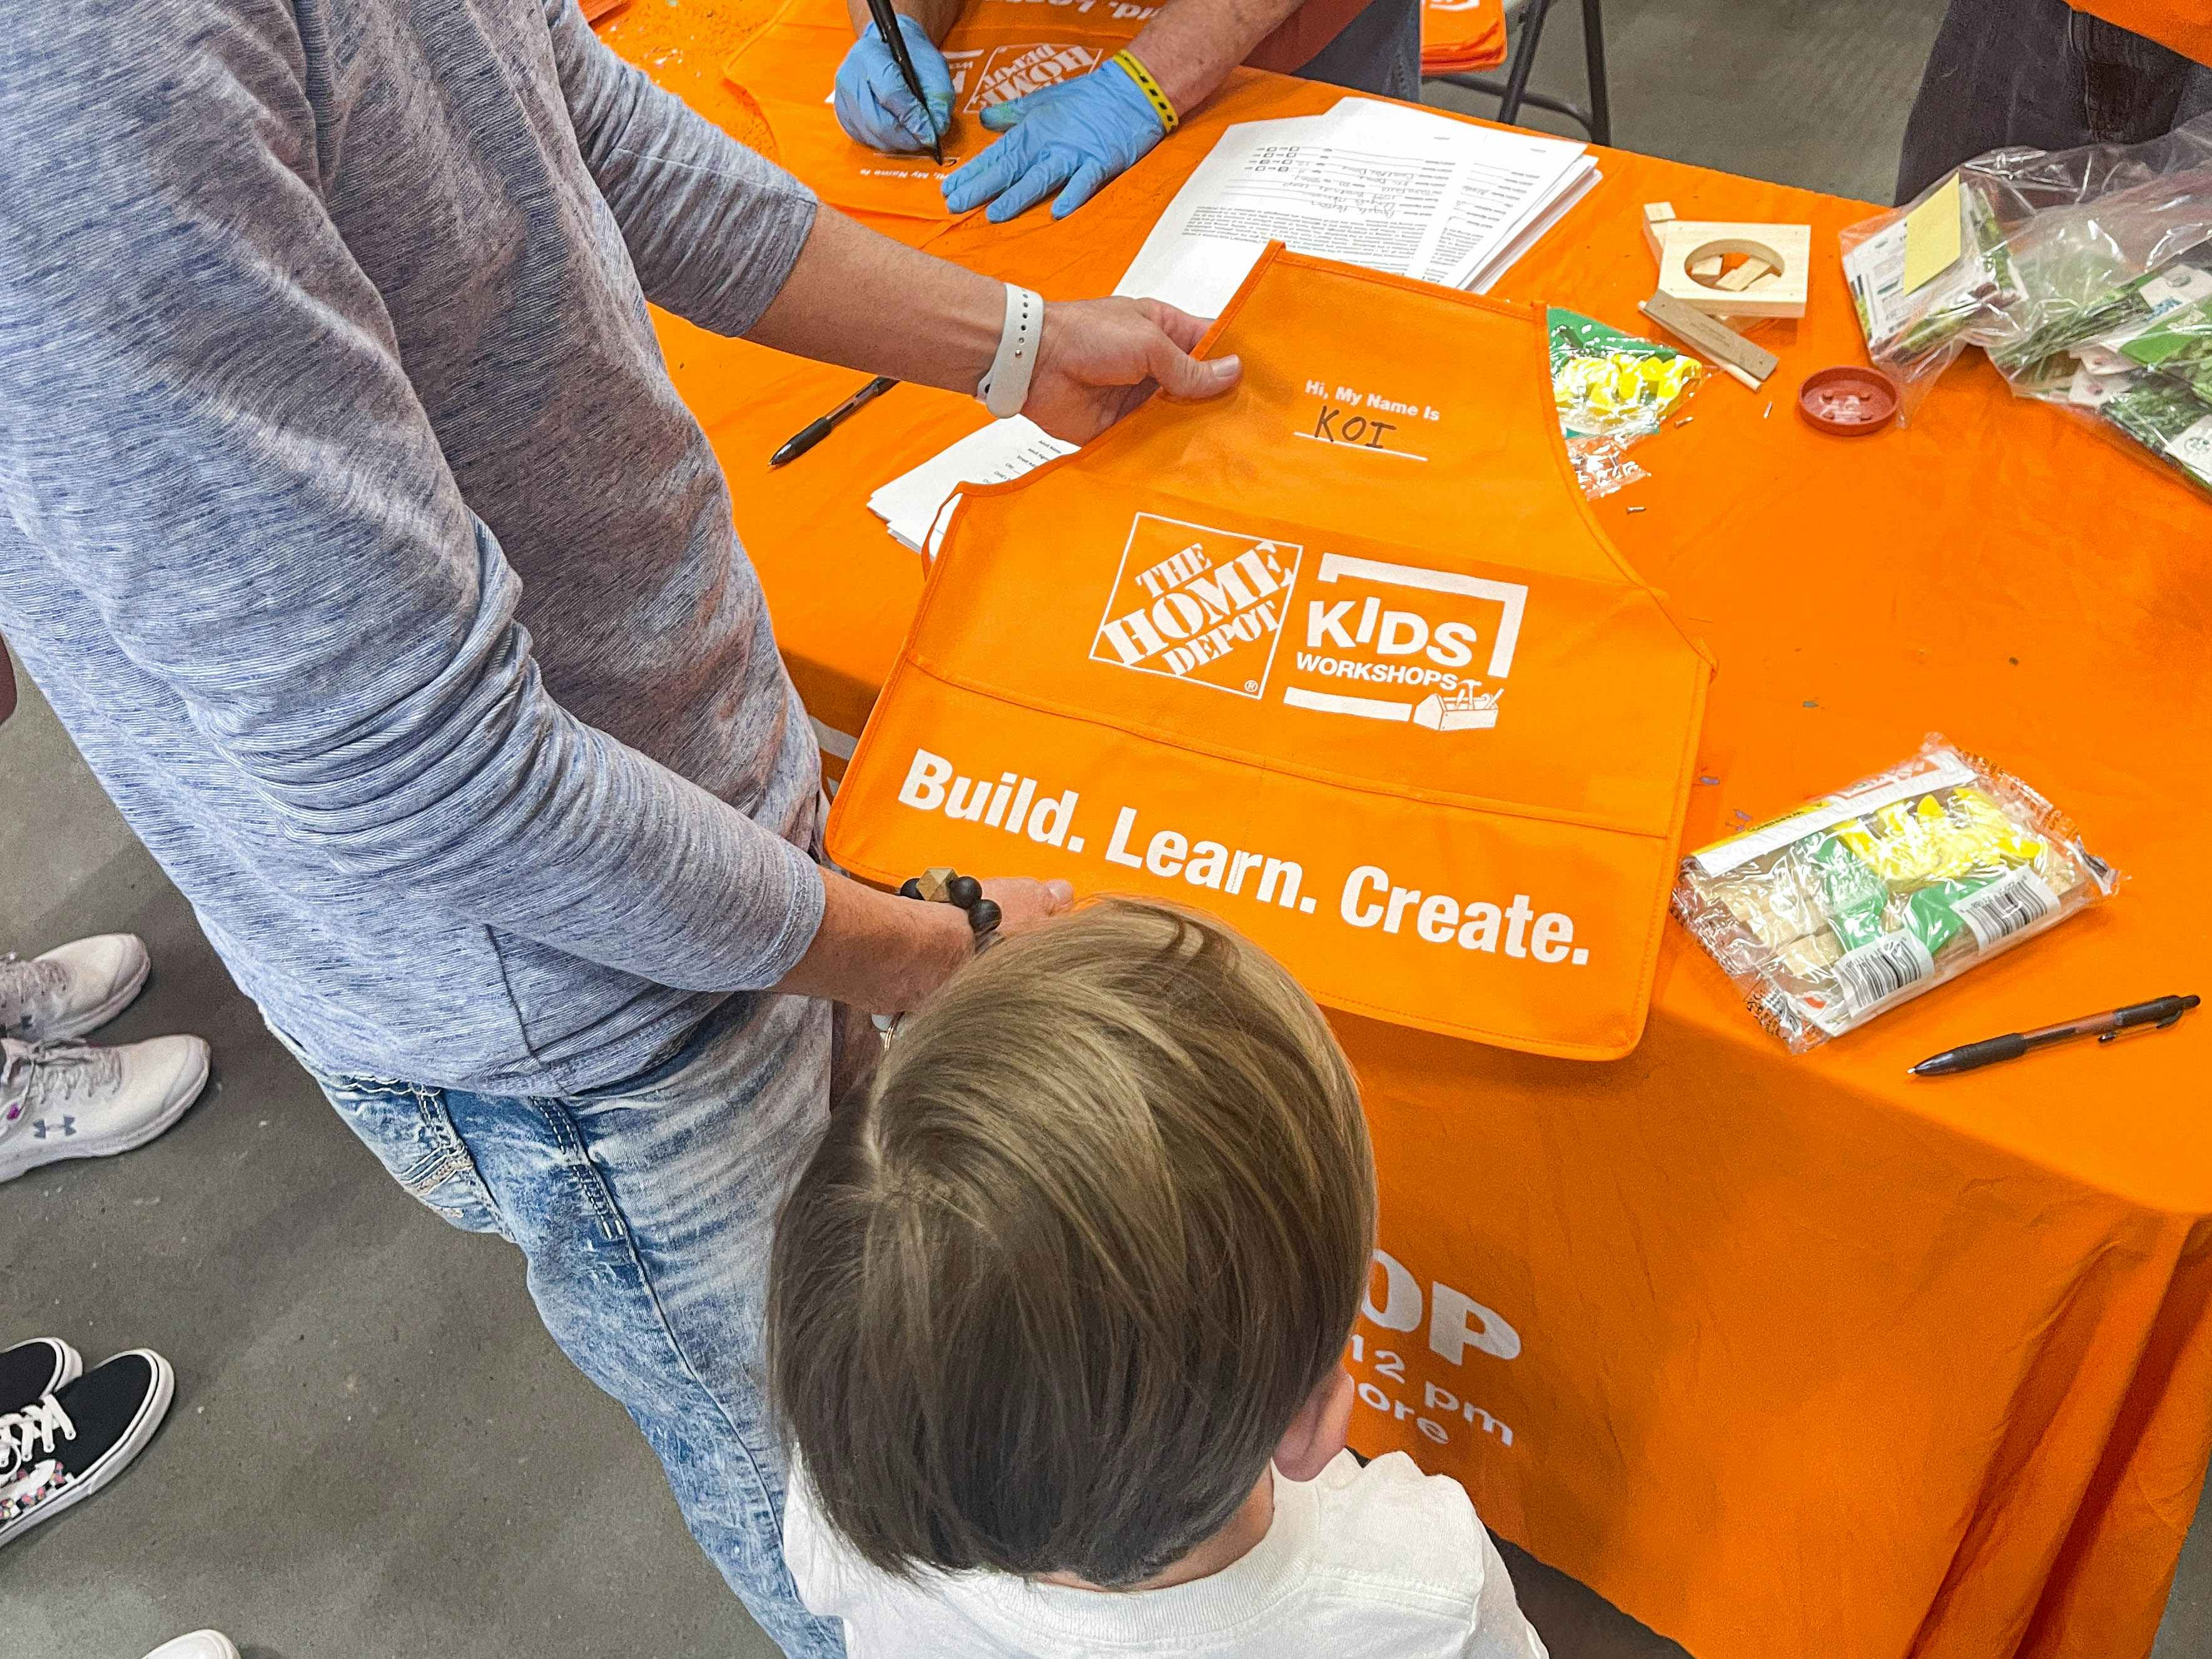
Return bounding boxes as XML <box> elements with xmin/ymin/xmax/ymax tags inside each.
<box><xmin>0</xmin><ymin>1035</ymin><xmax>211</xmax><ymax>1183</ymax></box>
<box><xmin>0</xmin><ymin>934</ymin><xmax>151</xmax><ymax>1043</ymax></box>
<box><xmin>143</xmin><ymin>1634</ymin><xmax>240</xmax><ymax>1659</ymax></box>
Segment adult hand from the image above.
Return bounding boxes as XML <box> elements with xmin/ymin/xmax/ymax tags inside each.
<box><xmin>1022</xmin><ymin>297</ymin><xmax>1242</xmax><ymax>442</ymax></box>
<box><xmin>833</xmin><ymin>16</ymin><xmax>955</xmax><ymax>155</ymax></box>
<box><xmin>886</xmin><ymin>876</ymin><xmax>1077</xmax><ymax>1012</ymax></box>
<box><xmin>942</xmin><ymin>60</ymin><xmax>1167</xmax><ymax>222</ymax></box>
<box><xmin>977</xmin><ymin>876</ymin><xmax>1079</xmax><ymax>940</ymax></box>
<box><xmin>744</xmin><ymin>210</ymin><xmax>1239</xmax><ymax>440</ymax></box>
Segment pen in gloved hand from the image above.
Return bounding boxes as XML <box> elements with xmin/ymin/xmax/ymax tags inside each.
<box><xmin>865</xmin><ymin>0</ymin><xmax>944</xmax><ymax>166</ymax></box>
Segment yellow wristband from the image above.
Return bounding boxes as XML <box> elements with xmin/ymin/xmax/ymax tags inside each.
<box><xmin>1112</xmin><ymin>49</ymin><xmax>1179</xmax><ymax>134</ymax></box>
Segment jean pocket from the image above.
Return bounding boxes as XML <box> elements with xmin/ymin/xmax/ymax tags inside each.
<box><xmin>318</xmin><ymin>1072</ymin><xmax>509</xmax><ymax>1239</ymax></box>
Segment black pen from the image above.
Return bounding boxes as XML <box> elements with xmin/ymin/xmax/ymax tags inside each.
<box><xmin>769</xmin><ymin>377</ymin><xmax>896</xmax><ymax>468</ymax></box>
<box><xmin>1909</xmin><ymin>993</ymin><xmax>2201</xmax><ymax>1076</ymax></box>
<box><xmin>865</xmin><ymin>0</ymin><xmax>945</xmax><ymax>166</ymax></box>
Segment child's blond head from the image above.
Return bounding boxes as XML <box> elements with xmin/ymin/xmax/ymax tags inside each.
<box><xmin>768</xmin><ymin>898</ymin><xmax>1375</xmax><ymax>1588</ymax></box>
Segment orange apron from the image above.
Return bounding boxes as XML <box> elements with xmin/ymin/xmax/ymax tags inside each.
<box><xmin>723</xmin><ymin>0</ymin><xmax>1397</xmax><ymax>221</ymax></box>
<box><xmin>826</xmin><ymin>248</ymin><xmax>1715</xmax><ymax>1058</ymax></box>
<box><xmin>2071</xmin><ymin>0</ymin><xmax>2212</xmax><ymax>63</ymax></box>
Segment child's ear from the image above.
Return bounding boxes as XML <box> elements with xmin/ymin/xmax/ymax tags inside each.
<box><xmin>1274</xmin><ymin>1367</ymin><xmax>1355</xmax><ymax>1482</ymax></box>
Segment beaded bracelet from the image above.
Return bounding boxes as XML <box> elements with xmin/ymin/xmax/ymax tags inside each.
<box><xmin>873</xmin><ymin>868</ymin><xmax>998</xmax><ymax>1043</ymax></box>
<box><xmin>896</xmin><ymin>866</ymin><xmax>1002</xmax><ymax>941</ymax></box>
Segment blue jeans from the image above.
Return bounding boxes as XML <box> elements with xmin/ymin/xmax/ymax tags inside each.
<box><xmin>287</xmin><ymin>991</ymin><xmax>851</xmax><ymax>1658</ymax></box>
<box><xmin>1899</xmin><ymin>0</ymin><xmax>2212</xmax><ymax>200</ymax></box>
<box><xmin>1296</xmin><ymin>0</ymin><xmax>1424</xmax><ymax>102</ymax></box>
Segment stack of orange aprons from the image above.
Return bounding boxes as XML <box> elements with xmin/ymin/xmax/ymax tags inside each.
<box><xmin>1419</xmin><ymin>0</ymin><xmax>1506</xmax><ymax>76</ymax></box>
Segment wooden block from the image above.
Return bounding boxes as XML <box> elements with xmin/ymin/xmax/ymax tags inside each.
<box><xmin>1715</xmin><ymin>256</ymin><xmax>1774</xmax><ymax>292</ymax></box>
<box><xmin>917</xmin><ymin>866</ymin><xmax>956</xmax><ymax>903</ymax></box>
<box><xmin>1656</xmin><ymin>221</ymin><xmax>1812</xmax><ymax>319</ymax></box>
<box><xmin>1638</xmin><ymin>292</ymin><xmax>1780</xmax><ymax>388</ymax></box>
<box><xmin>1690</xmin><ymin>254</ymin><xmax>1725</xmax><ymax>280</ymax></box>
<box><xmin>1641</xmin><ymin>201</ymin><xmax>1677</xmax><ymax>260</ymax></box>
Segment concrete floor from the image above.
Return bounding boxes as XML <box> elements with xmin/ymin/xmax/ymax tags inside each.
<box><xmin>6</xmin><ymin>3</ymin><xmax>2211</xmax><ymax>1655</ymax></box>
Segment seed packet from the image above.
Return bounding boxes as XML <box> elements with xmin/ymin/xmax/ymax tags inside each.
<box><xmin>1672</xmin><ymin>738</ymin><xmax>2118</xmax><ymax>1052</ymax></box>
<box><xmin>2096</xmin><ymin>372</ymin><xmax>2212</xmax><ymax>492</ymax></box>
<box><xmin>1841</xmin><ymin>167</ymin><xmax>2022</xmax><ymax>418</ymax></box>
<box><xmin>1836</xmin><ymin>111</ymin><xmax>2212</xmax><ymax>469</ymax></box>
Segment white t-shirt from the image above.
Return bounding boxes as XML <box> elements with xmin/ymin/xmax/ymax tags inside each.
<box><xmin>784</xmin><ymin>1450</ymin><xmax>1550</xmax><ymax>1658</ymax></box>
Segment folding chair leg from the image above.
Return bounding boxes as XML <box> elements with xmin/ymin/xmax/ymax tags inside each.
<box><xmin>1581</xmin><ymin>0</ymin><xmax>1612</xmax><ymax>146</ymax></box>
<box><xmin>1494</xmin><ymin>0</ymin><xmax>1553</xmax><ymax>128</ymax></box>
<box><xmin>1426</xmin><ymin>0</ymin><xmax>1611</xmax><ymax>141</ymax></box>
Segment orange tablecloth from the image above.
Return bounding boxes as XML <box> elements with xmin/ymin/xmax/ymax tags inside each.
<box><xmin>601</xmin><ymin>6</ymin><xmax>2212</xmax><ymax>1655</ymax></box>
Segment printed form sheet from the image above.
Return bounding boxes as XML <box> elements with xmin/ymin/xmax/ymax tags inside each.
<box><xmin>1115</xmin><ymin>99</ymin><xmax>1592</xmax><ymax>315</ymax></box>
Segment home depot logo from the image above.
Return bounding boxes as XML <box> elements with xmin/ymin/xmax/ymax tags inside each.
<box><xmin>1283</xmin><ymin>553</ymin><xmax>1528</xmax><ymax>733</ymax></box>
<box><xmin>950</xmin><ymin>41</ymin><xmax>1103</xmax><ymax>112</ymax></box>
<box><xmin>1090</xmin><ymin>514</ymin><xmax>1302</xmax><ymax>699</ymax></box>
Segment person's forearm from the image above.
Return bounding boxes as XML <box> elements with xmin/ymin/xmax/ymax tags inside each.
<box><xmin>776</xmin><ymin>867</ymin><xmax>973</xmax><ymax>1012</ymax></box>
<box><xmin>845</xmin><ymin>0</ymin><xmax>963</xmax><ymax>43</ymax></box>
<box><xmin>1129</xmin><ymin>0</ymin><xmax>1306</xmax><ymax>113</ymax></box>
<box><xmin>745</xmin><ymin>209</ymin><xmax>1005</xmax><ymax>393</ymax></box>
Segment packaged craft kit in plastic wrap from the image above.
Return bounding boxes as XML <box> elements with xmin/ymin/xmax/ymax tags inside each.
<box><xmin>1842</xmin><ymin>114</ymin><xmax>2212</xmax><ymax>495</ymax></box>
<box><xmin>1673</xmin><ymin>739</ymin><xmax>2118</xmax><ymax>1052</ymax></box>
<box><xmin>1547</xmin><ymin>308</ymin><xmax>1703</xmax><ymax>499</ymax></box>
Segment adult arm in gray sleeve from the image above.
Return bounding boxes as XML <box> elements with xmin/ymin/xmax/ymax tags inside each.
<box><xmin>0</xmin><ymin>0</ymin><xmax>823</xmax><ymax>993</ymax></box>
<box><xmin>544</xmin><ymin>0</ymin><xmax>821</xmax><ymax>336</ymax></box>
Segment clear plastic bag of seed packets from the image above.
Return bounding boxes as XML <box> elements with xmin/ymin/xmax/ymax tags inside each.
<box><xmin>1672</xmin><ymin>738</ymin><xmax>2119</xmax><ymax>1052</ymax></box>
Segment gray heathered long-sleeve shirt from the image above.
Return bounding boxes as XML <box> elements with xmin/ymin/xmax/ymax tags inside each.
<box><xmin>0</xmin><ymin>0</ymin><xmax>830</xmax><ymax>1094</ymax></box>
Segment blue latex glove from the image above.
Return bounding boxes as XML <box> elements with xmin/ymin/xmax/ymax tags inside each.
<box><xmin>941</xmin><ymin>59</ymin><xmax>1167</xmax><ymax>223</ymax></box>
<box><xmin>833</xmin><ymin>16</ymin><xmax>955</xmax><ymax>155</ymax></box>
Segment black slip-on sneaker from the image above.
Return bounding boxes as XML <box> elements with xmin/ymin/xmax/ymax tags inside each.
<box><xmin>0</xmin><ymin>1338</ymin><xmax>83</xmax><ymax>1416</ymax></box>
<box><xmin>0</xmin><ymin>1349</ymin><xmax>174</xmax><ymax>1548</ymax></box>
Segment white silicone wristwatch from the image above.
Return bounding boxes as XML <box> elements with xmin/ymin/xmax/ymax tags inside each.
<box><xmin>977</xmin><ymin>284</ymin><xmax>1044</xmax><ymax>419</ymax></box>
